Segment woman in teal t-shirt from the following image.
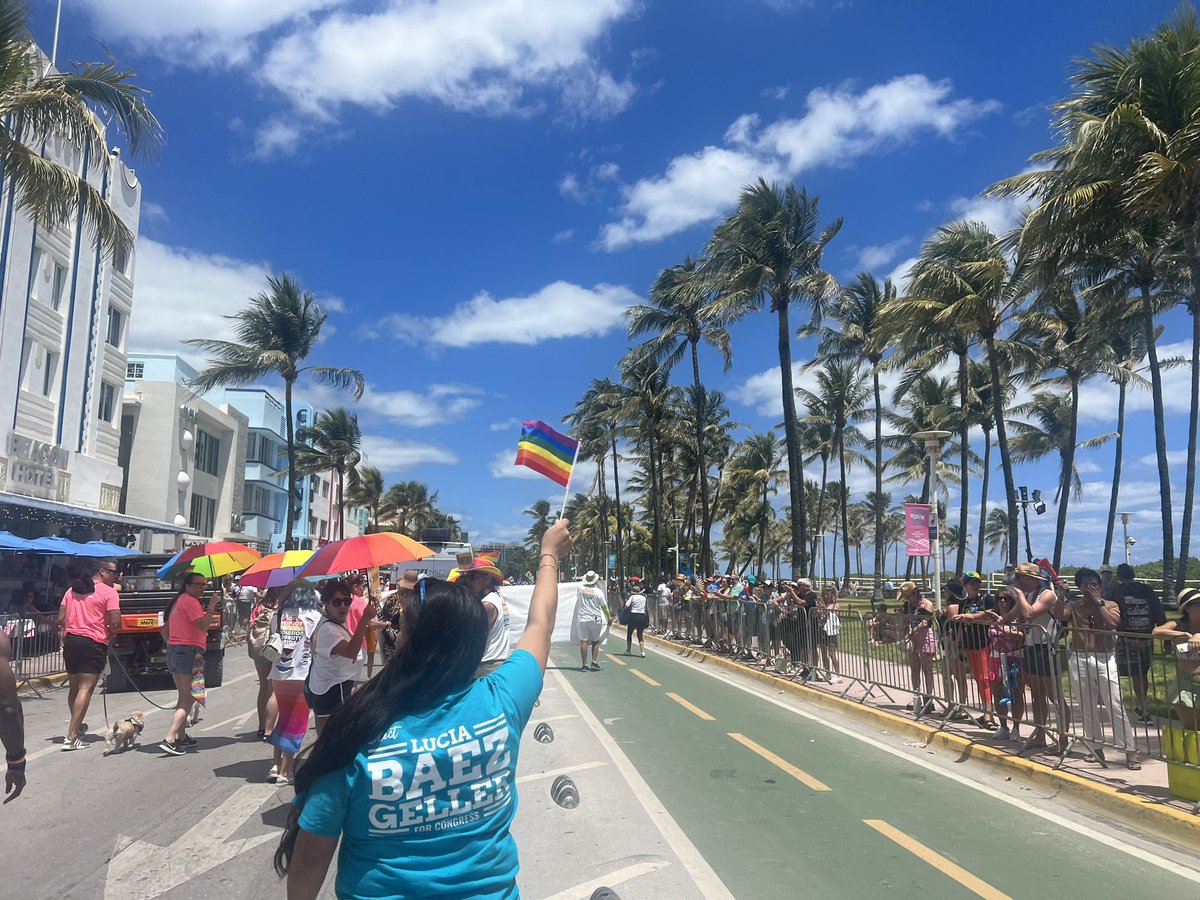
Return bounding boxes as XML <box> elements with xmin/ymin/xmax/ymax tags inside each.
<box><xmin>276</xmin><ymin>520</ymin><xmax>573</xmax><ymax>899</ymax></box>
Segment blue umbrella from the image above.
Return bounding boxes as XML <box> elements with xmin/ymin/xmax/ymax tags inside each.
<box><xmin>81</xmin><ymin>541</ymin><xmax>141</xmax><ymax>558</ymax></box>
<box><xmin>28</xmin><ymin>536</ymin><xmax>115</xmax><ymax>556</ymax></box>
<box><xmin>0</xmin><ymin>531</ymin><xmax>34</xmax><ymax>551</ymax></box>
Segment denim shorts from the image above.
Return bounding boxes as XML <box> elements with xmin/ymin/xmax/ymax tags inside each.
<box><xmin>167</xmin><ymin>645</ymin><xmax>200</xmax><ymax>675</ymax></box>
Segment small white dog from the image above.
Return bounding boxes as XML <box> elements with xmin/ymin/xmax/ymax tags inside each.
<box><xmin>104</xmin><ymin>711</ymin><xmax>145</xmax><ymax>753</ymax></box>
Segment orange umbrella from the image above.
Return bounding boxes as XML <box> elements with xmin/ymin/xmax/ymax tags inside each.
<box><xmin>296</xmin><ymin>532</ymin><xmax>434</xmax><ymax>580</ymax></box>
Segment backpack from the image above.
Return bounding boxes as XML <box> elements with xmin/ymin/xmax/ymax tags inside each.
<box><xmin>259</xmin><ymin>608</ymin><xmax>284</xmax><ymax>664</ymax></box>
<box><xmin>247</xmin><ymin>604</ymin><xmax>273</xmax><ymax>660</ymax></box>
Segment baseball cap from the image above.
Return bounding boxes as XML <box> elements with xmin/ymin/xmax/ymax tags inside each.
<box><xmin>1098</xmin><ymin>564</ymin><xmax>1113</xmax><ymax>575</ymax></box>
<box><xmin>1116</xmin><ymin>563</ymin><xmax>1136</xmax><ymax>580</ymax></box>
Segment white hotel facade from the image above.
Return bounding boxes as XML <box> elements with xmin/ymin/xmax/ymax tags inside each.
<box><xmin>0</xmin><ymin>122</ymin><xmax>179</xmax><ymax>543</ymax></box>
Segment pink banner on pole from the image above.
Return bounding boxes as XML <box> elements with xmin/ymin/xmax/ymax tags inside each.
<box><xmin>904</xmin><ymin>503</ymin><xmax>931</xmax><ymax>557</ymax></box>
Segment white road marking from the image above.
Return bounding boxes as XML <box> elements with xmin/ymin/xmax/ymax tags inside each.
<box><xmin>551</xmin><ymin>669</ymin><xmax>735</xmax><ymax>899</ymax></box>
<box><xmin>516</xmin><ymin>761</ymin><xmax>607</xmax><ymax>785</ymax></box>
<box><xmin>655</xmin><ymin>643</ymin><xmax>1200</xmax><ymax>882</ymax></box>
<box><xmin>532</xmin><ymin>714</ymin><xmax>579</xmax><ymax>723</ymax></box>
<box><xmin>104</xmin><ymin>782</ymin><xmax>281</xmax><ymax>899</ymax></box>
<box><xmin>539</xmin><ymin>860</ymin><xmax>672</xmax><ymax>900</ymax></box>
<box><xmin>200</xmin><ymin>708</ymin><xmax>256</xmax><ymax>733</ymax></box>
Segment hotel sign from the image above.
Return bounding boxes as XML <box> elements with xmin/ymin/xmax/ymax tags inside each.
<box><xmin>5</xmin><ymin>434</ymin><xmax>72</xmax><ymax>502</ymax></box>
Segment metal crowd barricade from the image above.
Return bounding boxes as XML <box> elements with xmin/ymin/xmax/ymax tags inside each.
<box><xmin>3</xmin><ymin>611</ymin><xmax>63</xmax><ymax>690</ymax></box>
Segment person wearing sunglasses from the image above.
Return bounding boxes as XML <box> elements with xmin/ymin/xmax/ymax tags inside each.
<box><xmin>276</xmin><ymin>519</ymin><xmax>573</xmax><ymax>899</ymax></box>
<box><xmin>306</xmin><ymin>581</ymin><xmax>377</xmax><ymax>737</ymax></box>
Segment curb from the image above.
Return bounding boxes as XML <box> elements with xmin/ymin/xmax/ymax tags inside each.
<box><xmin>17</xmin><ymin>672</ymin><xmax>69</xmax><ymax>694</ymax></box>
<box><xmin>641</xmin><ymin>631</ymin><xmax>1200</xmax><ymax>847</ymax></box>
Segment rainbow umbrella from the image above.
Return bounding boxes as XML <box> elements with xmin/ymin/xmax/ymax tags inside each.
<box><xmin>296</xmin><ymin>532</ymin><xmax>434</xmax><ymax>580</ymax></box>
<box><xmin>157</xmin><ymin>542</ymin><xmax>262</xmax><ymax>580</ymax></box>
<box><xmin>237</xmin><ymin>550</ymin><xmax>315</xmax><ymax>589</ymax></box>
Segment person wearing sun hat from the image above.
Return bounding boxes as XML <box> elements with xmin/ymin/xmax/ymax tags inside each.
<box><xmin>458</xmin><ymin>557</ymin><xmax>511</xmax><ymax>676</ymax></box>
<box><xmin>573</xmin><ymin>571</ymin><xmax>608</xmax><ymax>671</ymax></box>
<box><xmin>1152</xmin><ymin>588</ymin><xmax>1200</xmax><ymax>730</ymax></box>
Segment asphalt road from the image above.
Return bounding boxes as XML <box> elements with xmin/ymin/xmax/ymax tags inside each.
<box><xmin>4</xmin><ymin>637</ymin><xmax>1199</xmax><ymax>899</ymax></box>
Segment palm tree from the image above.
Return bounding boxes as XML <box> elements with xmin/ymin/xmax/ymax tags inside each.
<box><xmin>724</xmin><ymin>431</ymin><xmax>787</xmax><ymax>578</ymax></box>
<box><xmin>382</xmin><ymin>480</ymin><xmax>439</xmax><ymax>536</ymax></box>
<box><xmin>891</xmin><ymin>221</ymin><xmax>1027</xmax><ymax>565</ymax></box>
<box><xmin>966</xmin><ymin>360</ymin><xmax>1008</xmax><ymax>573</ymax></box>
<box><xmin>568</xmin><ymin>378</ymin><xmax>630</xmax><ymax>589</ymax></box>
<box><xmin>799</xmin><ymin>359</ymin><xmax>870</xmax><ymax>589</ymax></box>
<box><xmin>618</xmin><ymin>356</ymin><xmax>678</xmax><ymax>576</ymax></box>
<box><xmin>1008</xmin><ymin>391</ymin><xmax>1113</xmax><ymax>566</ymax></box>
<box><xmin>187</xmin><ymin>274</ymin><xmax>365</xmax><ymax>548</ymax></box>
<box><xmin>1013</xmin><ymin>281</ymin><xmax>1117</xmax><ymax>568</ymax></box>
<box><xmin>805</xmin><ymin>272</ymin><xmax>895</xmax><ymax>599</ymax></box>
<box><xmin>295</xmin><ymin>408</ymin><xmax>361</xmax><ymax>541</ymax></box>
<box><xmin>347</xmin><ymin>465</ymin><xmax>385</xmax><ymax>533</ymax></box>
<box><xmin>708</xmin><ymin>179</ymin><xmax>842</xmax><ymax>577</ymax></box>
<box><xmin>628</xmin><ymin>256</ymin><xmax>734</xmax><ymax>574</ymax></box>
<box><xmin>524</xmin><ymin>498</ymin><xmax>554</xmax><ymax>551</ymax></box>
<box><xmin>0</xmin><ymin>0</ymin><xmax>163</xmax><ymax>256</ymax></box>
<box><xmin>983</xmin><ymin>507</ymin><xmax>1010</xmax><ymax>566</ymax></box>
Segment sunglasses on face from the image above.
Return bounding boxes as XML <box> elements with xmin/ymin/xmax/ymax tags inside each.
<box><xmin>327</xmin><ymin>596</ymin><xmax>351</xmax><ymax>607</ymax></box>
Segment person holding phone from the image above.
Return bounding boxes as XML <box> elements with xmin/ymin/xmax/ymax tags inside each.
<box><xmin>306</xmin><ymin>580</ymin><xmax>377</xmax><ymax>736</ymax></box>
<box><xmin>159</xmin><ymin>572</ymin><xmax>220</xmax><ymax>756</ymax></box>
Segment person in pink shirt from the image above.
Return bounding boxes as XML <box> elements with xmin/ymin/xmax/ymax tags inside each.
<box><xmin>158</xmin><ymin>572</ymin><xmax>220</xmax><ymax>756</ymax></box>
<box><xmin>343</xmin><ymin>573</ymin><xmax>382</xmax><ymax>682</ymax></box>
<box><xmin>57</xmin><ymin>559</ymin><xmax>120</xmax><ymax>751</ymax></box>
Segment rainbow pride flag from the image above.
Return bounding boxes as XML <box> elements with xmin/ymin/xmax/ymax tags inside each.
<box><xmin>515</xmin><ymin>420</ymin><xmax>578</xmax><ymax>487</ymax></box>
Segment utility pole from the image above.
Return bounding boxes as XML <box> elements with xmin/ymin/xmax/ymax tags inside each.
<box><xmin>1120</xmin><ymin>512</ymin><xmax>1132</xmax><ymax>565</ymax></box>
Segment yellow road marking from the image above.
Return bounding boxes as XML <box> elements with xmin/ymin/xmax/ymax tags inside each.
<box><xmin>667</xmin><ymin>692</ymin><xmax>716</xmax><ymax>720</ymax></box>
<box><xmin>863</xmin><ymin>819</ymin><xmax>1010</xmax><ymax>899</ymax></box>
<box><xmin>629</xmin><ymin>668</ymin><xmax>660</xmax><ymax>686</ymax></box>
<box><xmin>727</xmin><ymin>732</ymin><xmax>831</xmax><ymax>791</ymax></box>
<box><xmin>608</xmin><ymin>655</ymin><xmax>627</xmax><ymax>666</ymax></box>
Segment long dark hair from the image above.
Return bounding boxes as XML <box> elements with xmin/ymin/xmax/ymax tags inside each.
<box><xmin>274</xmin><ymin>578</ymin><xmax>488</xmax><ymax>875</ymax></box>
<box><xmin>68</xmin><ymin>559</ymin><xmax>104</xmax><ymax>595</ymax></box>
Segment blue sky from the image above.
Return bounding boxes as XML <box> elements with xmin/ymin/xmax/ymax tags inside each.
<box><xmin>34</xmin><ymin>1</ymin><xmax>1195</xmax><ymax>570</ymax></box>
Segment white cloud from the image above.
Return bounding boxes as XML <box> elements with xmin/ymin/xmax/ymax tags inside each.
<box><xmin>302</xmin><ymin>381</ymin><xmax>482</xmax><ymax>427</ymax></box>
<box><xmin>360</xmin><ymin>434</ymin><xmax>458</xmax><ymax>474</ymax></box>
<box><xmin>1137</xmin><ymin>449</ymin><xmax>1188</xmax><ymax>468</ymax></box>
<box><xmin>140</xmin><ymin>201</ymin><xmax>168</xmax><ymax>225</ymax></box>
<box><xmin>490</xmin><ymin>418</ymin><xmax>523</xmax><ymax>433</ymax></box>
<box><xmin>127</xmin><ymin>239</ymin><xmax>274</xmax><ymax>366</ymax></box>
<box><xmin>761</xmin><ymin>85</ymin><xmax>790</xmax><ymax>101</ymax></box>
<box><xmin>491</xmin><ymin>449</ymin><xmax>548</xmax><ymax>481</ymax></box>
<box><xmin>558</xmin><ymin>161</ymin><xmax>622</xmax><ymax>204</ymax></box>
<box><xmin>1075</xmin><ymin>459</ymin><xmax>1103</xmax><ymax>475</ymax></box>
<box><xmin>379</xmin><ymin>281</ymin><xmax>637</xmax><ymax>348</ymax></box>
<box><xmin>1077</xmin><ymin>342</ymin><xmax>1197</xmax><ymax>423</ymax></box>
<box><xmin>849</xmin><ymin>238</ymin><xmax>909</xmax><ymax>273</ymax></box>
<box><xmin>947</xmin><ymin>192</ymin><xmax>1027</xmax><ymax>237</ymax></box>
<box><xmin>552</xmin><ymin>229</ymin><xmax>575</xmax><ymax>243</ymax></box>
<box><xmin>887</xmin><ymin>255</ymin><xmax>919</xmax><ymax>291</ymax></box>
<box><xmin>253</xmin><ymin>117</ymin><xmax>305</xmax><ymax>158</ymax></box>
<box><xmin>599</xmin><ymin>74</ymin><xmax>998</xmax><ymax>249</ymax></box>
<box><xmin>78</xmin><ymin>0</ymin><xmax>344</xmax><ymax>66</ymax></box>
<box><xmin>257</xmin><ymin>1</ymin><xmax>636</xmax><ymax>143</ymax></box>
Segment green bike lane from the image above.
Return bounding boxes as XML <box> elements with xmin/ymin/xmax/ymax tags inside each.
<box><xmin>552</xmin><ymin>635</ymin><xmax>1200</xmax><ymax>900</ymax></box>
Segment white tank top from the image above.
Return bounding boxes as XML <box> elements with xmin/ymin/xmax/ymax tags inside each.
<box><xmin>481</xmin><ymin>591</ymin><xmax>511</xmax><ymax>662</ymax></box>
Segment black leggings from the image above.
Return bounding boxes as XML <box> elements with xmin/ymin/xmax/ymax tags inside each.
<box><xmin>626</xmin><ymin>612</ymin><xmax>648</xmax><ymax>645</ymax></box>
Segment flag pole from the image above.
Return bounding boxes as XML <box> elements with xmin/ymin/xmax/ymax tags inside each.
<box><xmin>558</xmin><ymin>442</ymin><xmax>580</xmax><ymax>520</ymax></box>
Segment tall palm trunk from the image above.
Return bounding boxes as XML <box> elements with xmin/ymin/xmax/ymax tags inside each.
<box><xmin>956</xmin><ymin>351</ymin><xmax>970</xmax><ymax>576</ymax></box>
<box><xmin>813</xmin><ymin>454</ymin><xmax>830</xmax><ymax>566</ymax></box>
<box><xmin>757</xmin><ymin>480</ymin><xmax>769</xmax><ymax>577</ymax></box>
<box><xmin>872</xmin><ymin>369</ymin><xmax>884</xmax><ymax>601</ymax></box>
<box><xmin>1139</xmin><ymin>284</ymin><xmax>1175</xmax><ymax>599</ymax></box>
<box><xmin>984</xmin><ymin>334</ymin><xmax>1018</xmax><ymax>566</ymax></box>
<box><xmin>647</xmin><ymin>432</ymin><xmax>662</xmax><ymax>576</ymax></box>
<box><xmin>776</xmin><ymin>298</ymin><xmax>808</xmax><ymax>575</ymax></box>
<box><xmin>691</xmin><ymin>344</ymin><xmax>713</xmax><ymax>576</ymax></box>
<box><xmin>975</xmin><ymin>427</ymin><xmax>992</xmax><ymax>573</ymax></box>
<box><xmin>838</xmin><ymin>435</ymin><xmax>851</xmax><ymax>590</ymax></box>
<box><xmin>1178</xmin><ymin>284</ymin><xmax>1199</xmax><ymax>591</ymax></box>
<box><xmin>336</xmin><ymin>466</ymin><xmax>345</xmax><ymax>540</ymax></box>
<box><xmin>612</xmin><ymin>432</ymin><xmax>626</xmax><ymax>609</ymax></box>
<box><xmin>284</xmin><ymin>377</ymin><xmax>297</xmax><ymax>550</ymax></box>
<box><xmin>1052</xmin><ymin>378</ymin><xmax>1080</xmax><ymax>570</ymax></box>
<box><xmin>1102</xmin><ymin>380</ymin><xmax>1126</xmax><ymax>565</ymax></box>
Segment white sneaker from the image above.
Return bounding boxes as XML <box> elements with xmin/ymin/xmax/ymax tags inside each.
<box><xmin>639</xmin><ymin>648</ymin><xmax>646</xmax><ymax>658</ymax></box>
<box><xmin>268</xmin><ymin>765</ymin><xmax>280</xmax><ymax>784</ymax></box>
<box><xmin>61</xmin><ymin>737</ymin><xmax>85</xmax><ymax>751</ymax></box>
<box><xmin>829</xmin><ymin>675</ymin><xmax>841</xmax><ymax>685</ymax></box>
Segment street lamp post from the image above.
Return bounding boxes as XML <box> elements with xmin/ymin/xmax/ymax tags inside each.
<box><xmin>1120</xmin><ymin>512</ymin><xmax>1132</xmax><ymax>565</ymax></box>
<box><xmin>913</xmin><ymin>430</ymin><xmax>952</xmax><ymax>610</ymax></box>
